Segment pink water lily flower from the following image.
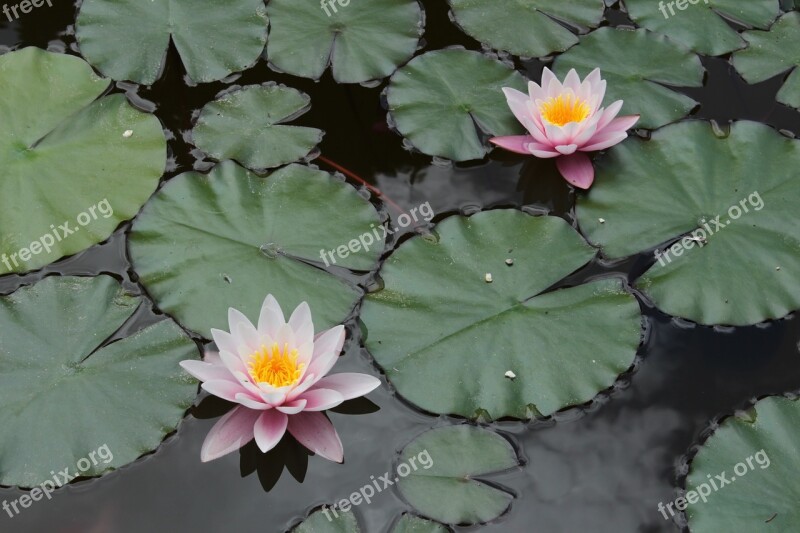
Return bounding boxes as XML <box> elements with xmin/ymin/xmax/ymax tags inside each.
<box><xmin>180</xmin><ymin>295</ymin><xmax>381</xmax><ymax>463</ymax></box>
<box><xmin>490</xmin><ymin>67</ymin><xmax>639</xmax><ymax>189</ymax></box>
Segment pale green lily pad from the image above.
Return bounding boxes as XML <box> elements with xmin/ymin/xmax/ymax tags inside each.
<box><xmin>686</xmin><ymin>396</ymin><xmax>800</xmax><ymax>531</ymax></box>
<box><xmin>76</xmin><ymin>0</ymin><xmax>267</xmax><ymax>84</ymax></box>
<box><xmin>0</xmin><ymin>276</ymin><xmax>199</xmax><ymax>488</ymax></box>
<box><xmin>552</xmin><ymin>27</ymin><xmax>703</xmax><ymax>129</ymax></box>
<box><xmin>396</xmin><ymin>426</ymin><xmax>518</xmax><ymax>525</ymax></box>
<box><xmin>265</xmin><ymin>0</ymin><xmax>423</xmax><ymax>83</ymax></box>
<box><xmin>361</xmin><ymin>210</ymin><xmax>642</xmax><ymax>419</ymax></box>
<box><xmin>733</xmin><ymin>12</ymin><xmax>800</xmax><ymax>110</ymax></box>
<box><xmin>392</xmin><ymin>515</ymin><xmax>449</xmax><ymax>533</ymax></box>
<box><xmin>129</xmin><ymin>161</ymin><xmax>383</xmax><ymax>337</ymax></box>
<box><xmin>192</xmin><ymin>84</ymin><xmax>324</xmax><ymax>171</ymax></box>
<box><xmin>576</xmin><ymin>120</ymin><xmax>800</xmax><ymax>326</ymax></box>
<box><xmin>293</xmin><ymin>507</ymin><xmax>361</xmax><ymax>532</ymax></box>
<box><xmin>0</xmin><ymin>47</ymin><xmax>165</xmax><ymax>276</ymax></box>
<box><xmin>448</xmin><ymin>0</ymin><xmax>605</xmax><ymax>58</ymax></box>
<box><xmin>624</xmin><ymin>0</ymin><xmax>780</xmax><ymax>56</ymax></box>
<box><xmin>386</xmin><ymin>49</ymin><xmax>527</xmax><ymax>162</ymax></box>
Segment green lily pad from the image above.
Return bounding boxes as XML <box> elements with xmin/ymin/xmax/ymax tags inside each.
<box><xmin>192</xmin><ymin>84</ymin><xmax>324</xmax><ymax>171</ymax></box>
<box><xmin>576</xmin><ymin>120</ymin><xmax>800</xmax><ymax>326</ymax></box>
<box><xmin>686</xmin><ymin>396</ymin><xmax>800</xmax><ymax>531</ymax></box>
<box><xmin>732</xmin><ymin>12</ymin><xmax>800</xmax><ymax>110</ymax></box>
<box><xmin>552</xmin><ymin>27</ymin><xmax>704</xmax><ymax>129</ymax></box>
<box><xmin>265</xmin><ymin>0</ymin><xmax>423</xmax><ymax>83</ymax></box>
<box><xmin>396</xmin><ymin>425</ymin><xmax>518</xmax><ymax>525</ymax></box>
<box><xmin>292</xmin><ymin>507</ymin><xmax>361</xmax><ymax>532</ymax></box>
<box><xmin>129</xmin><ymin>161</ymin><xmax>383</xmax><ymax>337</ymax></box>
<box><xmin>624</xmin><ymin>0</ymin><xmax>780</xmax><ymax>56</ymax></box>
<box><xmin>0</xmin><ymin>276</ymin><xmax>199</xmax><ymax>488</ymax></box>
<box><xmin>392</xmin><ymin>515</ymin><xmax>449</xmax><ymax>533</ymax></box>
<box><xmin>76</xmin><ymin>0</ymin><xmax>267</xmax><ymax>84</ymax></box>
<box><xmin>448</xmin><ymin>0</ymin><xmax>605</xmax><ymax>58</ymax></box>
<box><xmin>0</xmin><ymin>47</ymin><xmax>165</xmax><ymax>276</ymax></box>
<box><xmin>386</xmin><ymin>49</ymin><xmax>527</xmax><ymax>162</ymax></box>
<box><xmin>361</xmin><ymin>210</ymin><xmax>642</xmax><ymax>419</ymax></box>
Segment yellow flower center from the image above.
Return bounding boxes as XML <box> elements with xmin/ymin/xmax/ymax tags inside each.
<box><xmin>539</xmin><ymin>94</ymin><xmax>591</xmax><ymax>127</ymax></box>
<box><xmin>248</xmin><ymin>343</ymin><xmax>304</xmax><ymax>388</ymax></box>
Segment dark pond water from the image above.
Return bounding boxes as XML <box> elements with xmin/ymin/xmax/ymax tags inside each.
<box><xmin>1</xmin><ymin>2</ymin><xmax>799</xmax><ymax>532</ymax></box>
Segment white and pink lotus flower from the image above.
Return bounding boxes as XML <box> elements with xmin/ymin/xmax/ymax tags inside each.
<box><xmin>491</xmin><ymin>67</ymin><xmax>639</xmax><ymax>189</ymax></box>
<box><xmin>180</xmin><ymin>295</ymin><xmax>381</xmax><ymax>463</ymax></box>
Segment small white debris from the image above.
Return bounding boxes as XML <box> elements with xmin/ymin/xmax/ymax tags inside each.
<box><xmin>123</xmin><ymin>130</ymin><xmax>134</xmax><ymax>138</ymax></box>
<box><xmin>485</xmin><ymin>273</ymin><xmax>493</xmax><ymax>283</ymax></box>
<box><xmin>776</xmin><ymin>266</ymin><xmax>781</xmax><ymax>271</ymax></box>
<box><xmin>504</xmin><ymin>370</ymin><xmax>516</xmax><ymax>379</ymax></box>
<box><xmin>598</xmin><ymin>218</ymin><xmax>605</xmax><ymax>224</ymax></box>
<box><xmin>505</xmin><ymin>258</ymin><xmax>514</xmax><ymax>266</ymax></box>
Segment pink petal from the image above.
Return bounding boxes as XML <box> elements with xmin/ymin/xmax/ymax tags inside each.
<box><xmin>200</xmin><ymin>406</ymin><xmax>260</xmax><ymax>462</ymax></box>
<box><xmin>502</xmin><ymin>87</ymin><xmax>532</xmax><ymax>127</ymax></box>
<box><xmin>309</xmin><ymin>373</ymin><xmax>381</xmax><ymax>401</ymax></box>
<box><xmin>210</xmin><ymin>328</ymin><xmax>238</xmax><ymax>356</ymax></box>
<box><xmin>556</xmin><ymin>144</ymin><xmax>578</xmax><ymax>155</ymax></box>
<box><xmin>580</xmin><ymin>131</ymin><xmax>628</xmax><ymax>152</ymax></box>
<box><xmin>598</xmin><ymin>114</ymin><xmax>640</xmax><ymax>135</ymax></box>
<box><xmin>556</xmin><ymin>153</ymin><xmax>595</xmax><ymax>189</ymax></box>
<box><xmin>180</xmin><ymin>360</ymin><xmax>234</xmax><ymax>383</ymax></box>
<box><xmin>257</xmin><ymin>294</ymin><xmax>285</xmax><ymax>338</ymax></box>
<box><xmin>563</xmin><ymin>69</ymin><xmax>581</xmax><ymax>94</ymax></box>
<box><xmin>286</xmin><ymin>372</ymin><xmax>319</xmax><ymax>402</ymax></box>
<box><xmin>254</xmin><ymin>410</ymin><xmax>288</xmax><ymax>453</ymax></box>
<box><xmin>288</xmin><ymin>302</ymin><xmax>314</xmax><ymax>347</ymax></box>
<box><xmin>287</xmin><ymin>412</ymin><xmax>344</xmax><ymax>463</ymax></box>
<box><xmin>306</xmin><ymin>325</ymin><xmax>345</xmax><ymax>379</ymax></box>
<box><xmin>490</xmin><ymin>135</ymin><xmax>536</xmax><ymax>155</ymax></box>
<box><xmin>235</xmin><ymin>393</ymin><xmax>271</xmax><ymax>410</ymax></box>
<box><xmin>219</xmin><ymin>349</ymin><xmax>249</xmax><ymax>377</ymax></box>
<box><xmin>527</xmin><ymin>80</ymin><xmax>546</xmax><ymax>102</ymax></box>
<box><xmin>298</xmin><ymin>388</ymin><xmax>345</xmax><ymax>411</ymax></box>
<box><xmin>204</xmin><ymin>351</ymin><xmax>222</xmax><ymax>366</ymax></box>
<box><xmin>277</xmin><ymin>399</ymin><xmax>308</xmax><ymax>414</ymax></box>
<box><xmin>595</xmin><ymin>101</ymin><xmax>623</xmax><ymax>131</ymax></box>
<box><xmin>541</xmin><ymin>67</ymin><xmax>561</xmax><ymax>97</ymax></box>
<box><xmin>530</xmin><ymin>148</ymin><xmax>561</xmax><ymax>159</ymax></box>
<box><xmin>202</xmin><ymin>380</ymin><xmax>252</xmax><ymax>403</ymax></box>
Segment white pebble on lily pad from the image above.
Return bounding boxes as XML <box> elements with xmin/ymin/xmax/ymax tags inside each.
<box><xmin>504</xmin><ymin>370</ymin><xmax>516</xmax><ymax>379</ymax></box>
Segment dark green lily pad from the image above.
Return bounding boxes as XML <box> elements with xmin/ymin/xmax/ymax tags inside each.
<box><xmin>265</xmin><ymin>0</ymin><xmax>423</xmax><ymax>83</ymax></box>
<box><xmin>448</xmin><ymin>0</ymin><xmax>605</xmax><ymax>57</ymax></box>
<box><xmin>386</xmin><ymin>49</ymin><xmax>527</xmax><ymax>162</ymax></box>
<box><xmin>396</xmin><ymin>425</ymin><xmax>518</xmax><ymax>525</ymax></box>
<box><xmin>292</xmin><ymin>507</ymin><xmax>361</xmax><ymax>532</ymax></box>
<box><xmin>76</xmin><ymin>0</ymin><xmax>267</xmax><ymax>84</ymax></box>
<box><xmin>129</xmin><ymin>161</ymin><xmax>383</xmax><ymax>337</ymax></box>
<box><xmin>0</xmin><ymin>276</ymin><xmax>199</xmax><ymax>488</ymax></box>
<box><xmin>0</xmin><ymin>47</ymin><xmax>165</xmax><ymax>275</ymax></box>
<box><xmin>686</xmin><ymin>396</ymin><xmax>800</xmax><ymax>531</ymax></box>
<box><xmin>576</xmin><ymin>120</ymin><xmax>800</xmax><ymax>326</ymax></box>
<box><xmin>732</xmin><ymin>12</ymin><xmax>800</xmax><ymax>110</ymax></box>
<box><xmin>361</xmin><ymin>210</ymin><xmax>642</xmax><ymax>419</ymax></box>
<box><xmin>552</xmin><ymin>27</ymin><xmax>704</xmax><ymax>129</ymax></box>
<box><xmin>625</xmin><ymin>0</ymin><xmax>780</xmax><ymax>56</ymax></box>
<box><xmin>192</xmin><ymin>84</ymin><xmax>324</xmax><ymax>171</ymax></box>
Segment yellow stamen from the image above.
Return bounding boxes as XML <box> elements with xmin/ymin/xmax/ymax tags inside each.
<box><xmin>539</xmin><ymin>94</ymin><xmax>591</xmax><ymax>127</ymax></box>
<box><xmin>248</xmin><ymin>343</ymin><xmax>304</xmax><ymax>387</ymax></box>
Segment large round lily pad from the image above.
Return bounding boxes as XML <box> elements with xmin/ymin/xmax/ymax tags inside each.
<box><xmin>396</xmin><ymin>425</ymin><xmax>518</xmax><ymax>525</ymax></box>
<box><xmin>386</xmin><ymin>49</ymin><xmax>527</xmax><ymax>162</ymax></box>
<box><xmin>129</xmin><ymin>161</ymin><xmax>383</xmax><ymax>337</ymax></box>
<box><xmin>0</xmin><ymin>275</ymin><xmax>199</xmax><ymax>488</ymax></box>
<box><xmin>686</xmin><ymin>396</ymin><xmax>800</xmax><ymax>531</ymax></box>
<box><xmin>576</xmin><ymin>120</ymin><xmax>800</xmax><ymax>326</ymax></box>
<box><xmin>552</xmin><ymin>27</ymin><xmax>704</xmax><ymax>129</ymax></box>
<box><xmin>361</xmin><ymin>210</ymin><xmax>642</xmax><ymax>419</ymax></box>
<box><xmin>624</xmin><ymin>0</ymin><xmax>780</xmax><ymax>56</ymax></box>
<box><xmin>448</xmin><ymin>0</ymin><xmax>605</xmax><ymax>58</ymax></box>
<box><xmin>392</xmin><ymin>515</ymin><xmax>449</xmax><ymax>533</ymax></box>
<box><xmin>293</xmin><ymin>507</ymin><xmax>361</xmax><ymax>532</ymax></box>
<box><xmin>192</xmin><ymin>84</ymin><xmax>324</xmax><ymax>171</ymax></box>
<box><xmin>76</xmin><ymin>0</ymin><xmax>267</xmax><ymax>84</ymax></box>
<box><xmin>0</xmin><ymin>47</ymin><xmax>166</xmax><ymax>275</ymax></box>
<box><xmin>265</xmin><ymin>0</ymin><xmax>423</xmax><ymax>83</ymax></box>
<box><xmin>732</xmin><ymin>12</ymin><xmax>800</xmax><ymax>110</ymax></box>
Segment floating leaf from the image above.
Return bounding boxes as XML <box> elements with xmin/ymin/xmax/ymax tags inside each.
<box><xmin>448</xmin><ymin>0</ymin><xmax>605</xmax><ymax>58</ymax></box>
<box><xmin>576</xmin><ymin>120</ymin><xmax>800</xmax><ymax>326</ymax></box>
<box><xmin>624</xmin><ymin>0</ymin><xmax>780</xmax><ymax>56</ymax></box>
<box><xmin>265</xmin><ymin>0</ymin><xmax>423</xmax><ymax>83</ymax></box>
<box><xmin>76</xmin><ymin>0</ymin><xmax>267</xmax><ymax>84</ymax></box>
<box><xmin>552</xmin><ymin>27</ymin><xmax>703</xmax><ymax>129</ymax></box>
<box><xmin>292</xmin><ymin>507</ymin><xmax>361</xmax><ymax>533</ymax></box>
<box><xmin>0</xmin><ymin>276</ymin><xmax>199</xmax><ymax>488</ymax></box>
<box><xmin>192</xmin><ymin>84</ymin><xmax>324</xmax><ymax>171</ymax></box>
<box><xmin>732</xmin><ymin>12</ymin><xmax>800</xmax><ymax>110</ymax></box>
<box><xmin>686</xmin><ymin>396</ymin><xmax>800</xmax><ymax>531</ymax></box>
<box><xmin>392</xmin><ymin>515</ymin><xmax>449</xmax><ymax>533</ymax></box>
<box><xmin>0</xmin><ymin>47</ymin><xmax>165</xmax><ymax>275</ymax></box>
<box><xmin>386</xmin><ymin>49</ymin><xmax>527</xmax><ymax>161</ymax></box>
<box><xmin>396</xmin><ymin>426</ymin><xmax>518</xmax><ymax>525</ymax></box>
<box><xmin>129</xmin><ymin>161</ymin><xmax>383</xmax><ymax>337</ymax></box>
<box><xmin>361</xmin><ymin>210</ymin><xmax>642</xmax><ymax>419</ymax></box>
